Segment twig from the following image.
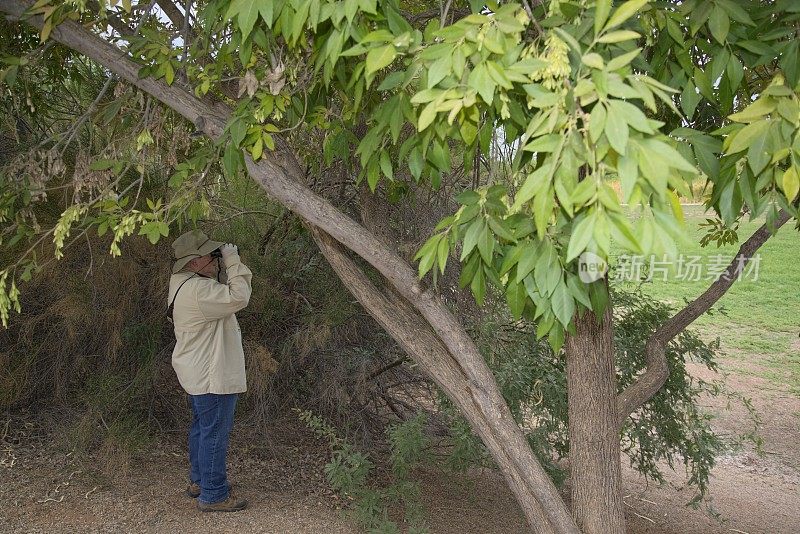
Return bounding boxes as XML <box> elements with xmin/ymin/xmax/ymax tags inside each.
<box><xmin>368</xmin><ymin>357</ymin><xmax>408</xmax><ymax>380</ymax></box>
<box><xmin>181</xmin><ymin>0</ymin><xmax>192</xmax><ymax>63</ymax></box>
<box><xmin>623</xmin><ymin>501</ymin><xmax>656</xmax><ymax>524</ymax></box>
<box><xmin>83</xmin><ymin>231</ymin><xmax>94</xmax><ymax>280</ymax></box>
<box><xmin>520</xmin><ymin>0</ymin><xmax>543</xmax><ymax>34</ymax></box>
<box><xmin>1</xmin><ymin>417</ymin><xmax>10</xmax><ymax>442</ymax></box>
<box><xmin>84</xmin><ymin>486</ymin><xmax>99</xmax><ymax>499</ymax></box>
<box><xmin>37</xmin><ymin>495</ymin><xmax>65</xmax><ymax>504</ymax></box>
<box><xmin>440</xmin><ymin>0</ymin><xmax>453</xmax><ymax>27</ymax></box>
<box><xmin>729</xmin><ymin>529</ymin><xmax>751</xmax><ymax>534</ymax></box>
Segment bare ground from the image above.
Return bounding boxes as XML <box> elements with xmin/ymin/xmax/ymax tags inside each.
<box><xmin>2</xmin><ymin>356</ymin><xmax>798</xmax><ymax>533</ymax></box>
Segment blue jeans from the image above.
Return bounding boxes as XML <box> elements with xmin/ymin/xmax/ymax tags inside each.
<box><xmin>188</xmin><ymin>393</ymin><xmax>238</xmax><ymax>504</ymax></box>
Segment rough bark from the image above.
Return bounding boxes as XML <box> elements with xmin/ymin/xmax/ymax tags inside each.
<box><xmin>616</xmin><ymin>209</ymin><xmax>793</xmax><ymax>429</ymax></box>
<box><xmin>0</xmin><ymin>2</ymin><xmax>579</xmax><ymax>532</ymax></box>
<box><xmin>565</xmin><ymin>306</ymin><xmax>624</xmax><ymax>534</ymax></box>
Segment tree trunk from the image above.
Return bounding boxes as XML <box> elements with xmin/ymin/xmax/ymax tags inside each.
<box><xmin>565</xmin><ymin>305</ymin><xmax>624</xmax><ymax>534</ymax></box>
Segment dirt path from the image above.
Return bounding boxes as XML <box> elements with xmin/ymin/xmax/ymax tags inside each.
<box><xmin>2</xmin><ymin>357</ymin><xmax>798</xmax><ymax>533</ymax></box>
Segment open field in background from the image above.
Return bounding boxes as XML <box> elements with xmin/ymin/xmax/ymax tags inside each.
<box><xmin>613</xmin><ymin>203</ymin><xmax>800</xmax><ymax>398</ymax></box>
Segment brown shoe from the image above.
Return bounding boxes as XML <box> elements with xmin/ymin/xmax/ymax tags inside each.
<box><xmin>197</xmin><ymin>494</ymin><xmax>247</xmax><ymax>512</ymax></box>
<box><xmin>186</xmin><ymin>482</ymin><xmax>200</xmax><ymax>498</ymax></box>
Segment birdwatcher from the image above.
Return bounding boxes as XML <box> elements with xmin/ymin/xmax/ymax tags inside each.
<box><xmin>167</xmin><ymin>229</ymin><xmax>252</xmax><ymax>512</ymax></box>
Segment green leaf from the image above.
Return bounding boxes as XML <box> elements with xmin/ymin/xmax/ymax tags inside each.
<box><xmin>589</xmin><ymin>103</ymin><xmax>607</xmax><ymax>143</ymax></box>
<box><xmin>553</xmin><ymin>27</ymin><xmax>582</xmax><ymax>55</ymax></box>
<box><xmin>408</xmin><ymin>146</ymin><xmax>424</xmax><ymax>179</ymax></box>
<box><xmin>251</xmin><ymin>136</ymin><xmax>263</xmax><ymax>160</ymax></box>
<box><xmin>378</xmin><ymin>71</ymin><xmax>405</xmax><ymax>91</ymax></box>
<box><xmin>680</xmin><ymin>82</ymin><xmax>701</xmax><ymax>119</ymax></box>
<box><xmin>693</xmin><ymin>142</ymin><xmax>719</xmax><ymax>179</ymax></box>
<box><xmin>459</xmin><ymin>253</ymin><xmax>480</xmax><ymax>288</ymax></box>
<box><xmin>728</xmin><ymin>98</ymin><xmax>776</xmax><ymax>123</ymax></box>
<box><xmin>551</xmin><ymin>279</ymin><xmax>575</xmax><ymax>328</ymax></box>
<box><xmin>609</xmin><ymin>99</ymin><xmax>653</xmax><ymax>133</ymax></box>
<box><xmin>606</xmin><ymin>48</ymin><xmax>641</xmax><ymax>71</ymax></box>
<box><xmin>428</xmin><ymin>141</ymin><xmax>451</xmax><ymax>172</ymax></box>
<box><xmin>725</xmin><ymin>55</ymin><xmax>744</xmax><ymax>92</ymax></box>
<box><xmin>594</xmin><ymin>0</ymin><xmax>612</xmax><ymax>35</ymax></box>
<box><xmin>436</xmin><ymin>233</ymin><xmax>450</xmax><ymax>274</ymax></box>
<box><xmin>693</xmin><ymin>67</ymin><xmax>714</xmax><ymax>101</ymax></box>
<box><xmin>258</xmin><ymin>1</ymin><xmax>274</xmax><ymax>27</ymax></box>
<box><xmin>726</xmin><ymin>120</ymin><xmax>769</xmax><ymax>154</ymax></box>
<box><xmin>566</xmin><ymin>212</ymin><xmax>595</xmax><ymax>262</ymax></box>
<box><xmin>505</xmin><ymin>282</ymin><xmax>527</xmax><ymax>320</ymax></box>
<box><xmin>417</xmin><ymin>102</ymin><xmax>437</xmax><ymax>131</ymax></box>
<box><xmin>477</xmin><ymin>222</ymin><xmax>494</xmax><ymax>264</ymax></box>
<box><xmin>782</xmin><ymin>40</ymin><xmax>799</xmax><ymax>88</ymax></box>
<box><xmin>534</xmin><ymin>241</ymin><xmax>561</xmax><ymax>296</ymax></box>
<box><xmin>524</xmin><ymin>134</ymin><xmax>561</xmax><ymax>153</ymax></box>
<box><xmin>597</xmin><ymin>30</ymin><xmax>641</xmax><ymax>43</ymax></box>
<box><xmin>512</xmin><ymin>165</ymin><xmax>551</xmax><ymax>210</ymax></box>
<box><xmin>486</xmin><ymin>61</ymin><xmax>512</xmax><ymax>89</ymax></box>
<box><xmin>782</xmin><ymin>166</ymin><xmax>799</xmax><ymax>202</ymax></box>
<box><xmin>468</xmin><ymin>63</ymin><xmax>497</xmax><ymax>104</ymax></box>
<box><xmin>427</xmin><ymin>54</ymin><xmax>452</xmax><ymax>88</ymax></box>
<box><xmin>366</xmin><ymin>158</ymin><xmax>380</xmax><ymax>191</ymax></box>
<box><xmin>582</xmin><ymin>53</ymin><xmax>605</xmax><ymax>70</ymax></box>
<box><xmin>488</xmin><ymin>216</ymin><xmax>516</xmax><ymax>242</ymax></box>
<box><xmin>604</xmin><ymin>104</ymin><xmax>629</xmax><ymax>155</ymax></box>
<box><xmin>707</xmin><ymin>6</ymin><xmax>730</xmax><ymax>44</ymax></box>
<box><xmin>414</xmin><ymin>234</ymin><xmax>441</xmax><ymax>277</ymax></box>
<box><xmin>640</xmin><ymin>139</ymin><xmax>696</xmax><ymax>172</ymax></box>
<box><xmin>461</xmin><ymin>218</ymin><xmax>485</xmax><ymax>261</ymax></box>
<box><xmin>746</xmin><ymin>128</ymin><xmax>770</xmax><ymax>176</ymax></box>
<box><xmin>263</xmin><ymin>133</ymin><xmax>275</xmax><ymax>151</ymax></box>
<box><xmin>226</xmin><ymin>0</ymin><xmax>261</xmax><ymax>40</ymax></box>
<box><xmin>230</xmin><ymin>118</ymin><xmax>247</xmax><ymax>147</ymax></box>
<box><xmin>164</xmin><ymin>62</ymin><xmax>174</xmax><ymax>85</ymax></box>
<box><xmin>365</xmin><ymin>44</ymin><xmax>397</xmax><ymax>76</ymax></box>
<box><xmin>223</xmin><ymin>142</ymin><xmax>242</xmax><ymax>178</ymax></box>
<box><xmin>586</xmin><ymin>280</ymin><xmax>608</xmax><ymax>315</ymax></box>
<box><xmin>617</xmin><ymin>155</ymin><xmax>638</xmax><ymax>202</ymax></box>
<box><xmin>470</xmin><ymin>263</ymin><xmax>486</xmax><ymax>305</ymax></box>
<box><xmin>379</xmin><ymin>150</ymin><xmax>393</xmax><ymax>180</ymax></box>
<box><xmin>499</xmin><ymin>243</ymin><xmax>525</xmax><ymax>276</ymax></box>
<box><xmin>533</xmin><ymin>189</ymin><xmax>554</xmax><ymax>239</ymax></box>
<box><xmin>604</xmin><ymin>0</ymin><xmax>649</xmax><ymax>32</ymax></box>
<box><xmin>547</xmin><ymin>322</ymin><xmax>565</xmax><ymax>353</ymax></box>
<box><xmin>567</xmin><ymin>274</ymin><xmax>592</xmax><ymax>309</ymax></box>
<box><xmin>139</xmin><ymin>221</ymin><xmax>164</xmax><ymax>245</ymax></box>
<box><xmin>515</xmin><ymin>242</ymin><xmax>539</xmax><ymax>283</ymax></box>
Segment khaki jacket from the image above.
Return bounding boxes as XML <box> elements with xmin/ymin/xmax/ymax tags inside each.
<box><xmin>168</xmin><ymin>254</ymin><xmax>252</xmax><ymax>395</ymax></box>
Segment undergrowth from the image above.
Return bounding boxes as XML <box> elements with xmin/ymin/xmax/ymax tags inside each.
<box><xmin>296</xmin><ymin>408</ymin><xmax>430</xmax><ymax>534</ymax></box>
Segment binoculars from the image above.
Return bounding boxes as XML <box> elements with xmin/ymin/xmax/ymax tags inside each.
<box><xmin>210</xmin><ymin>245</ymin><xmax>238</xmax><ymax>258</ymax></box>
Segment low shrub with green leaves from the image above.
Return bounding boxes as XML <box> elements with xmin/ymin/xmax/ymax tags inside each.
<box><xmin>297</xmin><ymin>408</ymin><xmax>430</xmax><ymax>534</ymax></box>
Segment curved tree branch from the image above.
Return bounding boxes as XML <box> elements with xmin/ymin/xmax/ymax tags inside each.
<box><xmin>308</xmin><ymin>225</ymin><xmax>559</xmax><ymax>533</ymax></box>
<box><xmin>616</xmin><ymin>209</ymin><xmax>793</xmax><ymax>429</ymax></box>
<box><xmin>156</xmin><ymin>0</ymin><xmax>194</xmax><ymax>37</ymax></box>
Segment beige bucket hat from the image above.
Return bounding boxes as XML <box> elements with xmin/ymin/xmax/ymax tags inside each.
<box><xmin>171</xmin><ymin>230</ymin><xmax>225</xmax><ymax>273</ymax></box>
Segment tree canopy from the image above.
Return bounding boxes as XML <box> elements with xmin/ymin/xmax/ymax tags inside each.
<box><xmin>1</xmin><ymin>1</ymin><xmax>798</xmax><ymax>532</ymax></box>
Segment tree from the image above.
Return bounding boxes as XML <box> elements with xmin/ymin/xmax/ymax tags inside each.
<box><xmin>1</xmin><ymin>0</ymin><xmax>798</xmax><ymax>532</ymax></box>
